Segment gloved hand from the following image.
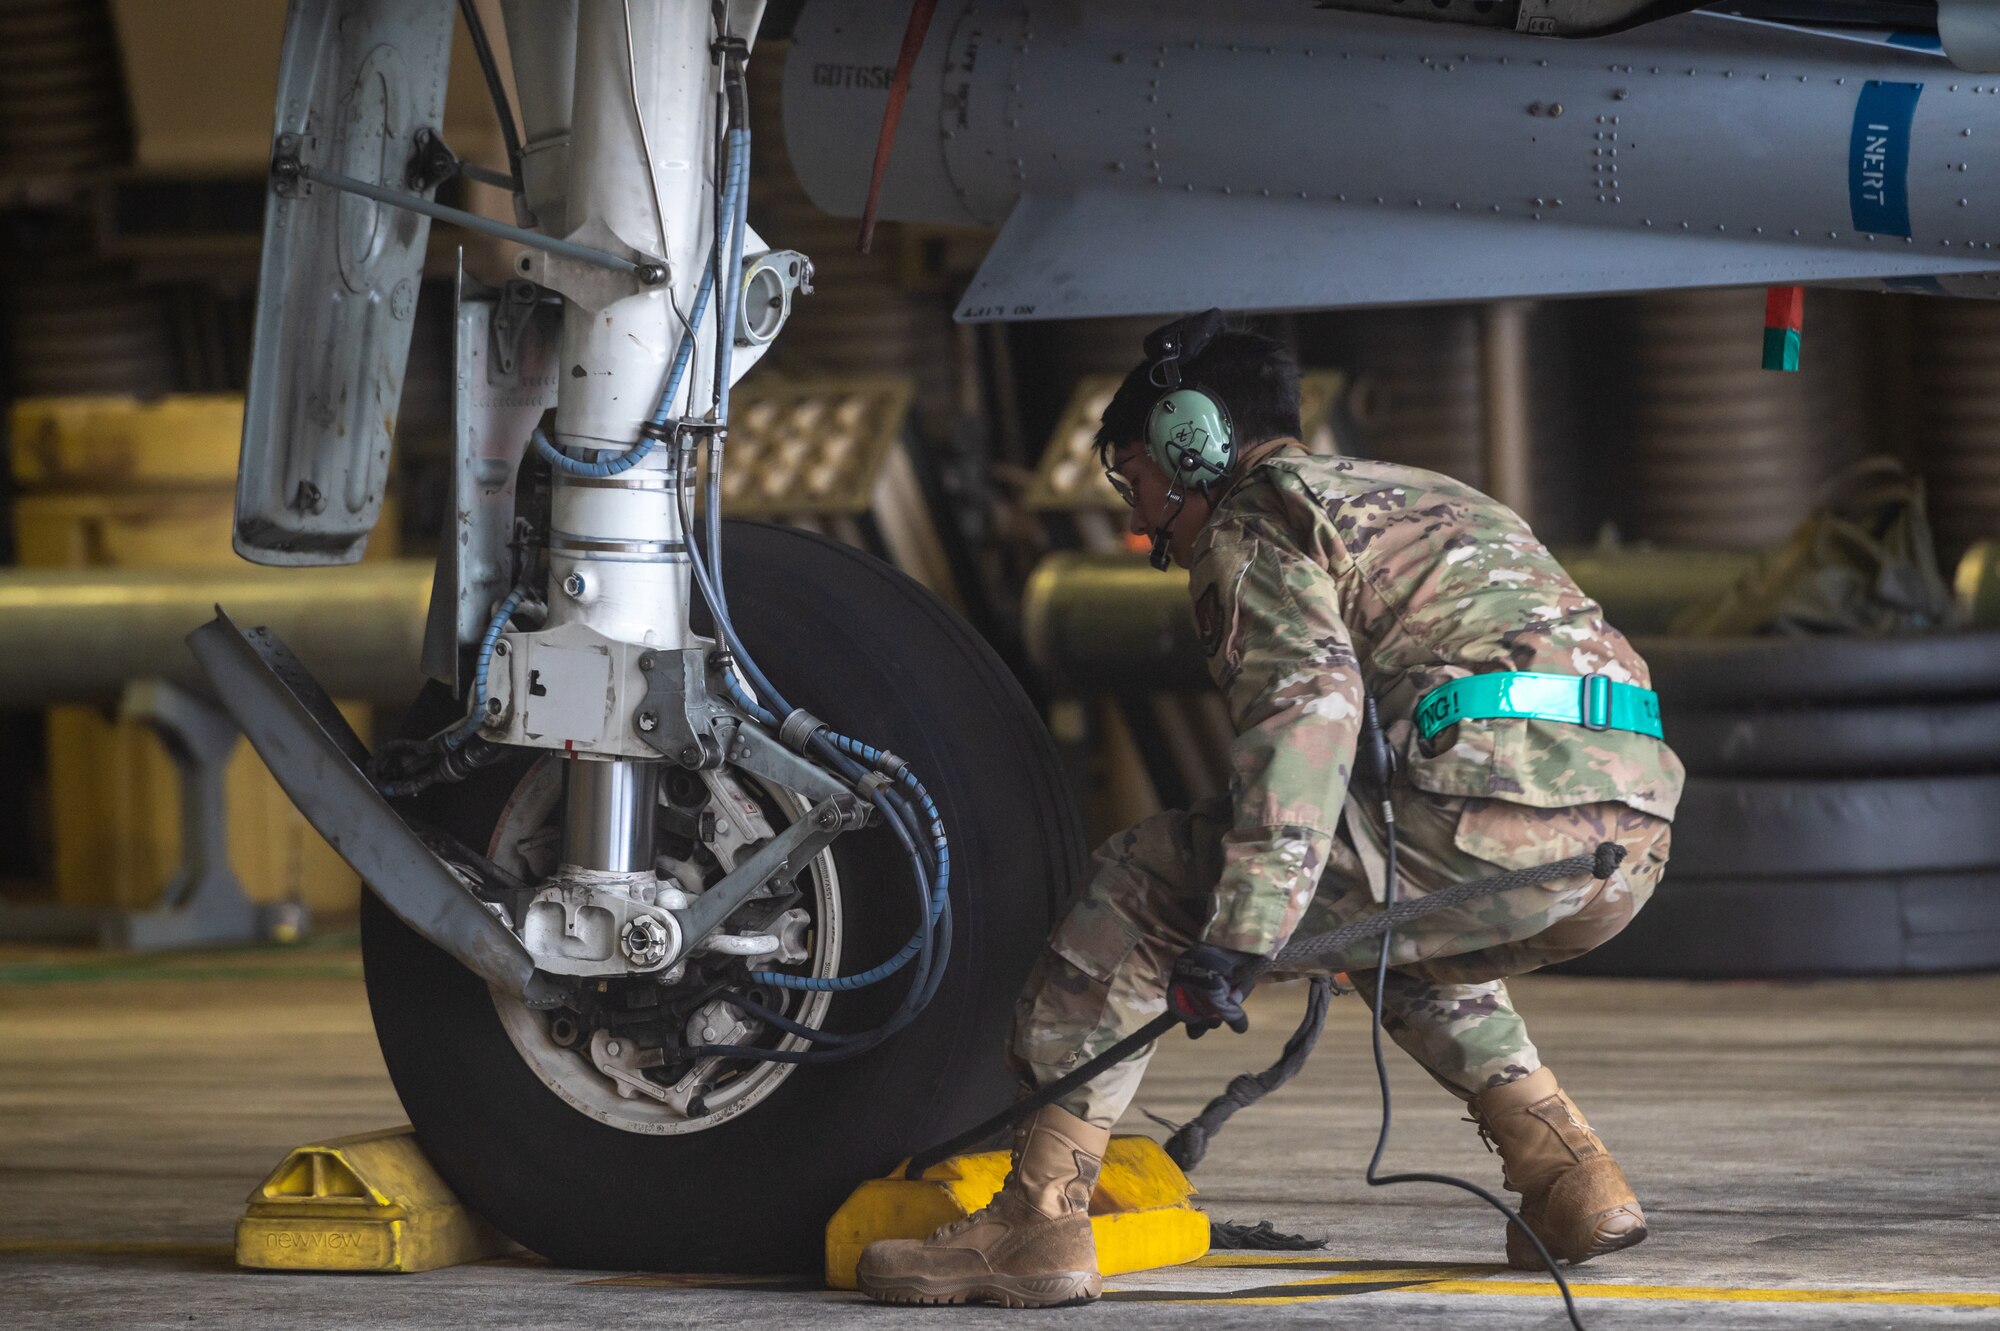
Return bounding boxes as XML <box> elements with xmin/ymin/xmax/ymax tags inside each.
<box><xmin>1167</xmin><ymin>943</ymin><xmax>1257</xmax><ymax>1037</ymax></box>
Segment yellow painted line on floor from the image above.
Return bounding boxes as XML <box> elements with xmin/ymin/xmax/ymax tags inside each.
<box><xmin>1108</xmin><ymin>1260</ymin><xmax>1494</xmax><ymax>1306</ymax></box>
<box><xmin>1414</xmin><ymin>1279</ymin><xmax>2000</xmax><ymax>1308</ymax></box>
<box><xmin>1258</xmin><ymin>1266</ymin><xmax>1492</xmax><ymax>1284</ymax></box>
<box><xmin>0</xmin><ymin>1238</ymin><xmax>234</xmax><ymax>1259</ymax></box>
<box><xmin>1117</xmin><ymin>1257</ymin><xmax>2000</xmax><ymax>1309</ymax></box>
<box><xmin>1159</xmin><ymin>1265</ymin><xmax>1491</xmax><ymax>1305</ymax></box>
<box><xmin>1191</xmin><ymin>1252</ymin><xmax>1423</xmax><ymax>1267</ymax></box>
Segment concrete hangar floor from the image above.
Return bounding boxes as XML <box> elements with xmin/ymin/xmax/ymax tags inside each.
<box><xmin>1</xmin><ymin>944</ymin><xmax>1996</xmax><ymax>1330</ymax></box>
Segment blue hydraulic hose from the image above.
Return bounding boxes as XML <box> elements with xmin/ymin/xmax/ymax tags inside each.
<box><xmin>533</xmin><ymin>139</ymin><xmax>743</xmax><ymax>479</ymax></box>
<box><xmin>445</xmin><ymin>588</ymin><xmax>526</xmax><ymax>749</ymax></box>
<box><xmin>650</xmin><ymin>112</ymin><xmax>954</xmax><ymax>1031</ymax></box>
<box><xmin>687</xmin><ymin>430</ymin><xmax>950</xmax><ymax>998</ymax></box>
<box><xmin>374</xmin><ymin>587</ymin><xmax>524</xmax><ymax>797</ymax></box>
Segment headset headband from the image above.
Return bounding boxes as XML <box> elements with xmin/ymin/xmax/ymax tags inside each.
<box><xmin>1144</xmin><ymin>308</ymin><xmax>1226</xmax><ymax>392</ymax></box>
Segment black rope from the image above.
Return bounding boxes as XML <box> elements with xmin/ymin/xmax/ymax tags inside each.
<box><xmin>1245</xmin><ymin>842</ymin><xmax>1622</xmax><ymax>982</ymax></box>
<box><xmin>1162</xmin><ymin>976</ymin><xmax>1334</xmax><ymax>1171</ymax></box>
<box><xmin>1207</xmin><ymin>1219</ymin><xmax>1328</xmax><ymax>1251</ymax></box>
<box><xmin>900</xmin><ymin>841</ymin><xmax>1625</xmax><ymax>1181</ymax></box>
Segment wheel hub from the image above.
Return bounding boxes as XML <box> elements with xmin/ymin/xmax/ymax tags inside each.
<box><xmin>485</xmin><ymin>757</ymin><xmax>842</xmax><ymax>1135</ymax></box>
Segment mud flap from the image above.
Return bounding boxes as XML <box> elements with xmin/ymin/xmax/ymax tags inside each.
<box><xmin>186</xmin><ymin>609</ymin><xmax>560</xmax><ymax>1006</ymax></box>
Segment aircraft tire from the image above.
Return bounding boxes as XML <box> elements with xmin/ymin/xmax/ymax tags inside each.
<box><xmin>362</xmin><ymin>522</ymin><xmax>1082</xmax><ymax>1271</ymax></box>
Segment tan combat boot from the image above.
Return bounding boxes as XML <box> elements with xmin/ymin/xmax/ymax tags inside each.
<box><xmin>857</xmin><ymin>1105</ymin><xmax>1110</xmax><ymax>1307</ymax></box>
<box><xmin>1471</xmin><ymin>1067</ymin><xmax>1647</xmax><ymax>1270</ymax></box>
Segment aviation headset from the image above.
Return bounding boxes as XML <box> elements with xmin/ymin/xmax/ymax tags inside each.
<box><xmin>1139</xmin><ymin>308</ymin><xmax>1236</xmax><ymax>569</ymax></box>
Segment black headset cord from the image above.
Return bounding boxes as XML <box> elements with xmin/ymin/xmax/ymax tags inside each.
<box><xmin>1148</xmin><ymin>490</ymin><xmax>1188</xmax><ymax>571</ymax></box>
<box><xmin>1356</xmin><ymin>693</ymin><xmax>1589</xmax><ymax>1331</ymax></box>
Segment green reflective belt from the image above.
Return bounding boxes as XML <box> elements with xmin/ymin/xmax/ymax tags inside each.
<box><xmin>1414</xmin><ymin>672</ymin><xmax>1664</xmax><ymax>742</ymax></box>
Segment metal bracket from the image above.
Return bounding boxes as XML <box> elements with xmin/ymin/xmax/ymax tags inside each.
<box><xmin>406</xmin><ymin>126</ymin><xmax>460</xmax><ymax>194</ymax></box>
<box><xmin>186</xmin><ymin>610</ymin><xmax>565</xmax><ymax>1008</ymax></box>
<box><xmin>511</xmin><ymin>215</ymin><xmax>668</xmax><ymax>313</ymax></box>
<box><xmin>491</xmin><ymin>278</ymin><xmax>542</xmax><ymax>377</ymax></box>
<box><xmin>521</xmin><ymin>871</ymin><xmax>684</xmax><ymax>977</ymax></box>
<box><xmin>668</xmin><ymin>792</ymin><xmax>863</xmax><ymax>962</ymax></box>
<box><xmin>636</xmin><ymin>649</ymin><xmax>730</xmax><ymax>768</ymax></box>
<box><xmin>633</xmin><ymin>649</ymin><xmax>859</xmax><ymax>806</ymax></box>
<box><xmin>728</xmin><ymin>722</ymin><xmax>861</xmax><ymax>806</ymax></box>
<box><xmin>735</xmin><ymin>249</ymin><xmax>816</xmax><ymax>347</ymax></box>
<box><xmin>590</xmin><ymin>1029</ymin><xmax>683</xmax><ymax>1104</ymax></box>
<box><xmin>406</xmin><ymin>124</ymin><xmax>515</xmax><ymax>193</ymax></box>
<box><xmin>270</xmin><ymin>132</ymin><xmax>306</xmax><ymax>198</ymax></box>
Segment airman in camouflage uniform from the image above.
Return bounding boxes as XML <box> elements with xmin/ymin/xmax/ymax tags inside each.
<box><xmin>858</xmin><ymin>326</ymin><xmax>1684</xmax><ymax>1309</ymax></box>
<box><xmin>1011</xmin><ymin>450</ymin><xmax>1681</xmax><ymax>1121</ymax></box>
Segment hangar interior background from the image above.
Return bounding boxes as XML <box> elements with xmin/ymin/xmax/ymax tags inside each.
<box><xmin>1</xmin><ymin>3</ymin><xmax>1999</xmax><ymax>1325</ymax></box>
<box><xmin>4</xmin><ymin>1</ymin><xmax>1999</xmax><ymax>970</ymax></box>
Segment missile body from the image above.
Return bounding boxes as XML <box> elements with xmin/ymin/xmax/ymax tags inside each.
<box><xmin>784</xmin><ymin>3</ymin><xmax>2000</xmax><ymax>318</ymax></box>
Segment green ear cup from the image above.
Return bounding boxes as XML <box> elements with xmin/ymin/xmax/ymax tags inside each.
<box><xmin>1145</xmin><ymin>387</ymin><xmax>1234</xmax><ymax>487</ymax></box>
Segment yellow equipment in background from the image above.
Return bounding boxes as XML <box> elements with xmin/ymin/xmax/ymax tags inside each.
<box><xmin>824</xmin><ymin>1136</ymin><xmax>1209</xmax><ymax>1291</ymax></box>
<box><xmin>9</xmin><ymin>394</ymin><xmax>380</xmax><ymax>921</ymax></box>
<box><xmin>714</xmin><ymin>374</ymin><xmax>963</xmax><ymax>608</ymax></box>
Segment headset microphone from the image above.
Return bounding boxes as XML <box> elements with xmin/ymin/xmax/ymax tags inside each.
<box><xmin>1148</xmin><ymin>492</ymin><xmax>1185</xmax><ymax>571</ymax></box>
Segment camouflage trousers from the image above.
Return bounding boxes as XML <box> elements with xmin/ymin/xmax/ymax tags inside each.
<box><xmin>1010</xmin><ymin>788</ymin><xmax>1672</xmax><ymax>1127</ymax></box>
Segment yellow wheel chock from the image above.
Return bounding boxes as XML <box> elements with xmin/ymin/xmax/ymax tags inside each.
<box><xmin>824</xmin><ymin>1135</ymin><xmax>1209</xmax><ymax>1290</ymax></box>
<box><xmin>236</xmin><ymin>1126</ymin><xmax>513</xmax><ymax>1273</ymax></box>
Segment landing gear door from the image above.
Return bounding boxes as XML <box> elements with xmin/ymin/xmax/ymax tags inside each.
<box><xmin>235</xmin><ymin>0</ymin><xmax>455</xmax><ymax>566</ymax></box>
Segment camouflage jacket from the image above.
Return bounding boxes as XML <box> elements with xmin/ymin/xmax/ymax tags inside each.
<box><xmin>1187</xmin><ymin>447</ymin><xmax>1685</xmax><ymax>957</ymax></box>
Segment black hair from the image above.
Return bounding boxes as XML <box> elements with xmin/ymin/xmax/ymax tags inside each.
<box><xmin>1092</xmin><ymin>326</ymin><xmax>1302</xmax><ymax>468</ymax></box>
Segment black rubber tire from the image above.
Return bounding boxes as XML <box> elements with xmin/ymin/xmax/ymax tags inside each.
<box><xmin>1666</xmin><ymin>701</ymin><xmax>2000</xmax><ymax>777</ymax></box>
<box><xmin>360</xmin><ymin>523</ymin><xmax>1083</xmax><ymax>1272</ymax></box>
<box><xmin>1636</xmin><ymin>632</ymin><xmax>2000</xmax><ymax>707</ymax></box>
<box><xmin>1557</xmin><ymin>870</ymin><xmax>2000</xmax><ymax>978</ymax></box>
<box><xmin>1668</xmin><ymin>774</ymin><xmax>2000</xmax><ymax>878</ymax></box>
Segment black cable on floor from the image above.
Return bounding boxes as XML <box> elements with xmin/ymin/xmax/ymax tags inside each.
<box><xmin>1357</xmin><ymin>703</ymin><xmax>1588</xmax><ymax>1331</ymax></box>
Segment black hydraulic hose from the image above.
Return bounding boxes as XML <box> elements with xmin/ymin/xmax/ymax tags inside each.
<box><xmin>692</xmin><ymin>794</ymin><xmax>953</xmax><ymax>1065</ymax></box>
<box><xmin>742</xmin><ymin>865</ymin><xmax>952</xmax><ymax>1065</ymax></box>
<box><xmin>457</xmin><ymin>0</ymin><xmax>524</xmax><ymax>183</ymax></box>
<box><xmin>710</xmin><ymin>876</ymin><xmax>957</xmax><ymax>1059</ymax></box>
<box><xmin>674</xmin><ymin>483</ymin><xmax>950</xmax><ymax>1064</ymax></box>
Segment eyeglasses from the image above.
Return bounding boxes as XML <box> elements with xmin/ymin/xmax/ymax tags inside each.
<box><xmin>1104</xmin><ymin>469</ymin><xmax>1137</xmax><ymax>508</ymax></box>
